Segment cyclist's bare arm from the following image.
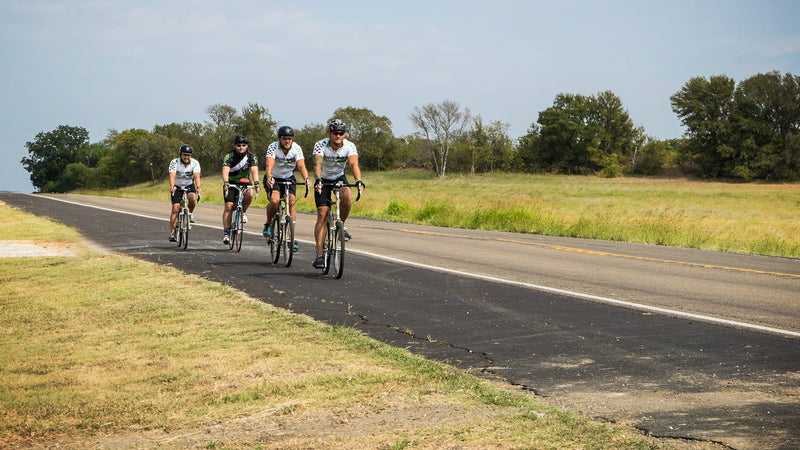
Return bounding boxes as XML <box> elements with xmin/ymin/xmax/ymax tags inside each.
<box><xmin>265</xmin><ymin>157</ymin><xmax>275</xmax><ymax>186</ymax></box>
<box><xmin>296</xmin><ymin>159</ymin><xmax>310</xmax><ymax>184</ymax></box>
<box><xmin>313</xmin><ymin>154</ymin><xmax>323</xmax><ymax>179</ymax></box>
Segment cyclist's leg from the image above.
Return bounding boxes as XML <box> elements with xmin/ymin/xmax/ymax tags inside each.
<box><xmin>313</xmin><ymin>183</ymin><xmax>333</xmax><ymax>256</ymax></box>
<box><xmin>242</xmin><ymin>188</ymin><xmax>254</xmax><ymax>212</ymax></box>
<box><xmin>265</xmin><ymin>187</ymin><xmax>279</xmax><ymax>224</ymax></box>
<box><xmin>222</xmin><ymin>202</ymin><xmax>234</xmax><ymax>229</ymax></box>
<box><xmin>339</xmin><ymin>186</ymin><xmax>352</xmax><ymax>222</ymax></box>
<box><xmin>170</xmin><ymin>202</ymin><xmax>180</xmax><ymax>233</ymax></box>
<box><xmin>288</xmin><ymin>192</ymin><xmax>297</xmax><ymax>221</ymax></box>
<box><xmin>314</xmin><ymin>206</ymin><xmax>328</xmax><ymax>256</ymax></box>
<box><xmin>187</xmin><ymin>192</ymin><xmax>197</xmax><ymax>212</ymax></box>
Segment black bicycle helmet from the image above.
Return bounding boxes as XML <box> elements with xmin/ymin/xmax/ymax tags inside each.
<box><xmin>278</xmin><ymin>126</ymin><xmax>294</xmax><ymax>137</ymax></box>
<box><xmin>179</xmin><ymin>144</ymin><xmax>193</xmax><ymax>154</ymax></box>
<box><xmin>327</xmin><ymin>119</ymin><xmax>347</xmax><ymax>133</ymax></box>
<box><xmin>234</xmin><ymin>134</ymin><xmax>249</xmax><ymax>144</ymax></box>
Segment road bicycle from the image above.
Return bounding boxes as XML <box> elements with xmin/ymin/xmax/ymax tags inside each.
<box><xmin>319</xmin><ymin>180</ymin><xmax>361</xmax><ymax>279</ymax></box>
<box><xmin>174</xmin><ymin>186</ymin><xmax>198</xmax><ymax>249</ymax></box>
<box><xmin>267</xmin><ymin>179</ymin><xmax>308</xmax><ymax>267</ymax></box>
<box><xmin>226</xmin><ymin>179</ymin><xmax>257</xmax><ymax>252</ymax></box>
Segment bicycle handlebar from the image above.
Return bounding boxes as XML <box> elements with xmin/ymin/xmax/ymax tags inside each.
<box><xmin>320</xmin><ymin>180</ymin><xmax>362</xmax><ymax>201</ymax></box>
<box><xmin>226</xmin><ymin>183</ymin><xmax>258</xmax><ymax>201</ymax></box>
<box><xmin>271</xmin><ymin>179</ymin><xmax>310</xmax><ymax>198</ymax></box>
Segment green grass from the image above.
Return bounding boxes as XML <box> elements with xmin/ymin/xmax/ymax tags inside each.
<box><xmin>80</xmin><ymin>170</ymin><xmax>800</xmax><ymax>258</ymax></box>
<box><xmin>0</xmin><ymin>202</ymin><xmax>672</xmax><ymax>448</ymax></box>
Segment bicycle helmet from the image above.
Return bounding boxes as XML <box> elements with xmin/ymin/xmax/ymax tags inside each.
<box><xmin>179</xmin><ymin>144</ymin><xmax>193</xmax><ymax>154</ymax></box>
<box><xmin>234</xmin><ymin>134</ymin><xmax>249</xmax><ymax>144</ymax></box>
<box><xmin>327</xmin><ymin>119</ymin><xmax>347</xmax><ymax>133</ymax></box>
<box><xmin>278</xmin><ymin>126</ymin><xmax>294</xmax><ymax>137</ymax></box>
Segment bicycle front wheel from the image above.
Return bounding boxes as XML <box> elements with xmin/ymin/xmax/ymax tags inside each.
<box><xmin>176</xmin><ymin>214</ymin><xmax>183</xmax><ymax>248</ymax></box>
<box><xmin>234</xmin><ymin>209</ymin><xmax>244</xmax><ymax>252</ymax></box>
<box><xmin>180</xmin><ymin>210</ymin><xmax>189</xmax><ymax>249</ymax></box>
<box><xmin>331</xmin><ymin>221</ymin><xmax>345</xmax><ymax>279</ymax></box>
<box><xmin>322</xmin><ymin>223</ymin><xmax>331</xmax><ymax>275</ymax></box>
<box><xmin>269</xmin><ymin>215</ymin><xmax>280</xmax><ymax>264</ymax></box>
<box><xmin>281</xmin><ymin>216</ymin><xmax>294</xmax><ymax>267</ymax></box>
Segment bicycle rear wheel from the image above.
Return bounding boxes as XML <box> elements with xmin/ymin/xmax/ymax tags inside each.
<box><xmin>281</xmin><ymin>216</ymin><xmax>294</xmax><ymax>267</ymax></box>
<box><xmin>331</xmin><ymin>221</ymin><xmax>345</xmax><ymax>279</ymax></box>
<box><xmin>269</xmin><ymin>215</ymin><xmax>280</xmax><ymax>264</ymax></box>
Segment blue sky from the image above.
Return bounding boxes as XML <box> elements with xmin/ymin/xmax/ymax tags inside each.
<box><xmin>2</xmin><ymin>0</ymin><xmax>798</xmax><ymax>192</ymax></box>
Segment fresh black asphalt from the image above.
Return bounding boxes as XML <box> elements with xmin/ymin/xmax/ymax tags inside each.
<box><xmin>3</xmin><ymin>192</ymin><xmax>799</xmax><ymax>449</ymax></box>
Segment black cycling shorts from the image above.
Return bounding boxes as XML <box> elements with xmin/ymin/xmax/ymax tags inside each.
<box><xmin>314</xmin><ymin>175</ymin><xmax>349</xmax><ymax>208</ymax></box>
<box><xmin>171</xmin><ymin>184</ymin><xmax>196</xmax><ymax>204</ymax></box>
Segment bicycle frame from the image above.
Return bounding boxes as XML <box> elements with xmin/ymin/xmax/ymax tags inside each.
<box><xmin>227</xmin><ymin>183</ymin><xmax>255</xmax><ymax>252</ymax></box>
<box><xmin>268</xmin><ymin>180</ymin><xmax>308</xmax><ymax>267</ymax></box>
<box><xmin>320</xmin><ymin>181</ymin><xmax>360</xmax><ymax>279</ymax></box>
<box><xmin>175</xmin><ymin>186</ymin><xmax>192</xmax><ymax>249</ymax></box>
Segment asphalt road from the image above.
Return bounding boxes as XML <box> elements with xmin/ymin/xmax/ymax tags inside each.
<box><xmin>3</xmin><ymin>192</ymin><xmax>799</xmax><ymax>450</ymax></box>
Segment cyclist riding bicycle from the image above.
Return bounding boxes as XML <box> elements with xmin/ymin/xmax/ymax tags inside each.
<box><xmin>311</xmin><ymin>119</ymin><xmax>365</xmax><ymax>268</ymax></box>
<box><xmin>168</xmin><ymin>145</ymin><xmax>201</xmax><ymax>242</ymax></box>
<box><xmin>222</xmin><ymin>134</ymin><xmax>259</xmax><ymax>245</ymax></box>
<box><xmin>263</xmin><ymin>125</ymin><xmax>310</xmax><ymax>252</ymax></box>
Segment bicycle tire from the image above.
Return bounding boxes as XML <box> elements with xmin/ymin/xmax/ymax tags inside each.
<box><xmin>176</xmin><ymin>213</ymin><xmax>184</xmax><ymax>247</ymax></box>
<box><xmin>228</xmin><ymin>209</ymin><xmax>237</xmax><ymax>250</ymax></box>
<box><xmin>331</xmin><ymin>221</ymin><xmax>345</xmax><ymax>279</ymax></box>
<box><xmin>234</xmin><ymin>208</ymin><xmax>244</xmax><ymax>252</ymax></box>
<box><xmin>269</xmin><ymin>215</ymin><xmax>280</xmax><ymax>264</ymax></box>
<box><xmin>282</xmin><ymin>216</ymin><xmax>294</xmax><ymax>267</ymax></box>
<box><xmin>180</xmin><ymin>210</ymin><xmax>189</xmax><ymax>249</ymax></box>
<box><xmin>322</xmin><ymin>222</ymin><xmax>332</xmax><ymax>275</ymax></box>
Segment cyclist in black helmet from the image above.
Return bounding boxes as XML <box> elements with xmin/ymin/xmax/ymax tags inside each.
<box><xmin>311</xmin><ymin>119</ymin><xmax>365</xmax><ymax>268</ymax></box>
<box><xmin>168</xmin><ymin>145</ymin><xmax>202</xmax><ymax>242</ymax></box>
<box><xmin>263</xmin><ymin>126</ymin><xmax>310</xmax><ymax>252</ymax></box>
<box><xmin>221</xmin><ymin>135</ymin><xmax>259</xmax><ymax>245</ymax></box>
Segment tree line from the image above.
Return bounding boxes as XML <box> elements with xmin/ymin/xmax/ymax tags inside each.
<box><xmin>21</xmin><ymin>71</ymin><xmax>800</xmax><ymax>192</ymax></box>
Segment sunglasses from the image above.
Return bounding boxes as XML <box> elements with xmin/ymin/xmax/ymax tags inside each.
<box><xmin>235</xmin><ymin>143</ymin><xmax>248</xmax><ymax>147</ymax></box>
<box><xmin>280</xmin><ymin>136</ymin><xmax>293</xmax><ymax>139</ymax></box>
<box><xmin>331</xmin><ymin>131</ymin><xmax>345</xmax><ymax>136</ymax></box>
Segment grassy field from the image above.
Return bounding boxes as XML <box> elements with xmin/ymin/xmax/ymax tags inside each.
<box><xmin>82</xmin><ymin>170</ymin><xmax>800</xmax><ymax>258</ymax></box>
<box><xmin>0</xmin><ymin>202</ymin><xmax>682</xmax><ymax>448</ymax></box>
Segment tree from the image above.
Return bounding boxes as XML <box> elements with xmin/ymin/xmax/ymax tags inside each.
<box><xmin>293</xmin><ymin>122</ymin><xmax>325</xmax><ymax>173</ymax></box>
<box><xmin>235</xmin><ymin>102</ymin><xmax>276</xmax><ymax>160</ymax></box>
<box><xmin>410</xmin><ymin>100</ymin><xmax>471</xmax><ymax>177</ymax></box>
<box><xmin>672</xmin><ymin>72</ymin><xmax>800</xmax><ymax>180</ymax></box>
<box><xmin>95</xmin><ymin>129</ymin><xmax>152</xmax><ymax>188</ymax></box>
<box><xmin>330</xmin><ymin>107</ymin><xmax>395</xmax><ymax>170</ymax></box>
<box><xmin>536</xmin><ymin>93</ymin><xmax>600</xmax><ymax>174</ymax></box>
<box><xmin>454</xmin><ymin>117</ymin><xmax>514</xmax><ymax>174</ymax></box>
<box><xmin>593</xmin><ymin>90</ymin><xmax>640</xmax><ymax>171</ymax></box>
<box><xmin>206</xmin><ymin>104</ymin><xmax>238</xmax><ymax>163</ymax></box>
<box><xmin>152</xmin><ymin>121</ymin><xmax>213</xmax><ymax>169</ymax></box>
<box><xmin>731</xmin><ymin>71</ymin><xmax>800</xmax><ymax>180</ymax></box>
<box><xmin>21</xmin><ymin>125</ymin><xmax>90</xmax><ymax>191</ymax></box>
<box><xmin>516</xmin><ymin>123</ymin><xmax>542</xmax><ymax>172</ymax></box>
<box><xmin>670</xmin><ymin>75</ymin><xmax>736</xmax><ymax>177</ymax></box>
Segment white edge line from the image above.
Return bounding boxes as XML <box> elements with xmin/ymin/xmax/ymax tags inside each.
<box><xmin>36</xmin><ymin>194</ymin><xmax>800</xmax><ymax>340</ymax></box>
<box><xmin>349</xmin><ymin>249</ymin><xmax>800</xmax><ymax>341</ymax></box>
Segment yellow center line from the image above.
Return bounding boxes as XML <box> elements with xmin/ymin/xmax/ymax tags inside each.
<box><xmin>398</xmin><ymin>228</ymin><xmax>800</xmax><ymax>279</ymax></box>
